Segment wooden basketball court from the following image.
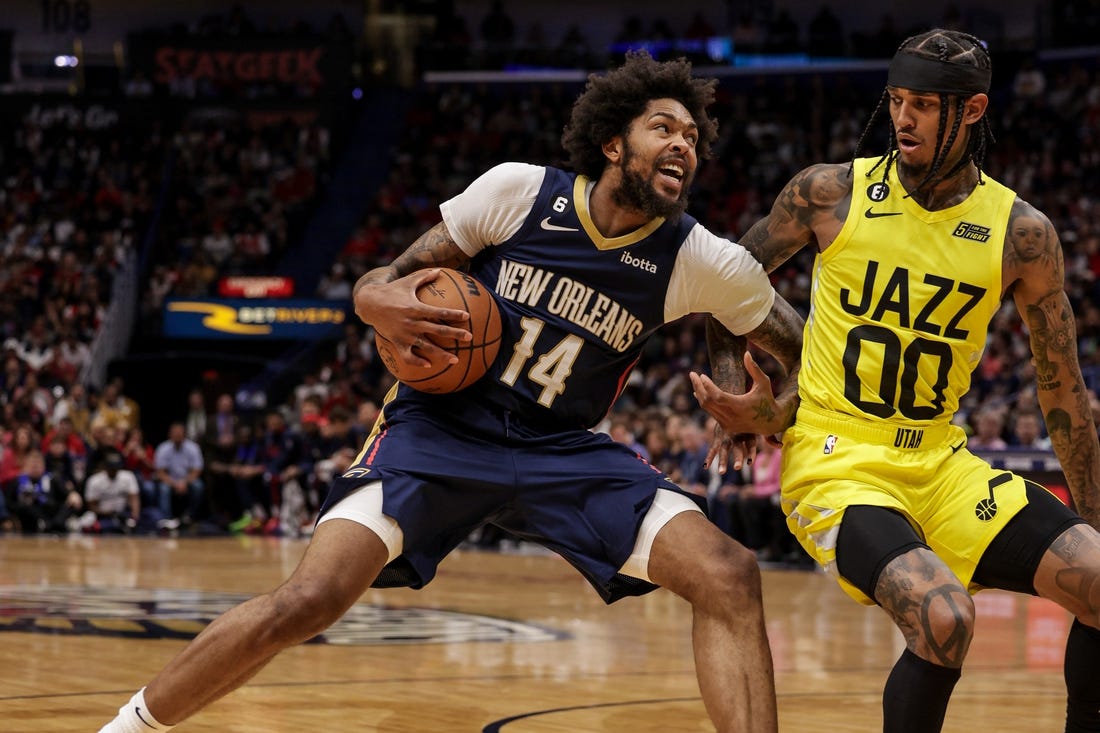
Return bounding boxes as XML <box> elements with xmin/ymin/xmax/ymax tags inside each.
<box><xmin>0</xmin><ymin>534</ymin><xmax>1071</xmax><ymax>731</ymax></box>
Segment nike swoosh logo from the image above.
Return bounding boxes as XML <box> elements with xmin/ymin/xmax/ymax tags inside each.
<box><xmin>865</xmin><ymin>208</ymin><xmax>902</xmax><ymax>219</ymax></box>
<box><xmin>950</xmin><ymin>442</ymin><xmax>965</xmax><ymax>454</ymax></box>
<box><xmin>135</xmin><ymin>707</ymin><xmax>157</xmax><ymax>729</ymax></box>
<box><xmin>540</xmin><ymin>217</ymin><xmax>579</xmax><ymax>232</ymax></box>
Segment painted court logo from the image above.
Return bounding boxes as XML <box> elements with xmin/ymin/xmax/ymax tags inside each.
<box><xmin>0</xmin><ymin>586</ymin><xmax>566</xmax><ymax>645</ymax></box>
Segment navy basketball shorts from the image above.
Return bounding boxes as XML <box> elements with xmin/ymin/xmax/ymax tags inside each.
<box><xmin>317</xmin><ymin>402</ymin><xmax>704</xmax><ymax>603</ymax></box>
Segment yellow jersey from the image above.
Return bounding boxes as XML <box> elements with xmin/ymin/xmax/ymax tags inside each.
<box><xmin>799</xmin><ymin>157</ymin><xmax>1016</xmax><ymax>438</ymax></box>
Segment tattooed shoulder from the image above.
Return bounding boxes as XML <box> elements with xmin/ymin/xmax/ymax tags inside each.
<box><xmin>742</xmin><ymin>163</ymin><xmax>852</xmax><ymax>270</ymax></box>
<box><xmin>1004</xmin><ymin>198</ymin><xmax>1062</xmax><ymax>279</ymax></box>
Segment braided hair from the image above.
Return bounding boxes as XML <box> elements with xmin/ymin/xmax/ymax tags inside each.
<box><xmin>853</xmin><ymin>29</ymin><xmax>995</xmax><ymax>193</ymax></box>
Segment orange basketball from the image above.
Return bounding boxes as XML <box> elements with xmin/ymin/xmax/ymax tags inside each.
<box><xmin>374</xmin><ymin>268</ymin><xmax>502</xmax><ymax>394</ymax></box>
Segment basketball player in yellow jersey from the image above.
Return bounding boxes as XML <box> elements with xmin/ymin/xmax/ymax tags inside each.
<box><xmin>692</xmin><ymin>28</ymin><xmax>1100</xmax><ymax>732</ymax></box>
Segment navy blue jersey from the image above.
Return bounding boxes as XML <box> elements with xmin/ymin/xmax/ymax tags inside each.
<box><xmin>400</xmin><ymin>166</ymin><xmax>695</xmax><ymax>430</ymax></box>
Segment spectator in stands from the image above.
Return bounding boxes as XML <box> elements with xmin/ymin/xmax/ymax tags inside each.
<box><xmin>0</xmin><ymin>481</ymin><xmax>10</xmax><ymax>531</ymax></box>
<box><xmin>1011</xmin><ymin>410</ymin><xmax>1052</xmax><ymax>450</ymax></box>
<box><xmin>200</xmin><ymin>219</ymin><xmax>233</xmax><ymax>265</ymax></box>
<box><xmin>608</xmin><ymin>415</ymin><xmax>649</xmax><ymax>461</ymax></box>
<box><xmin>340</xmin><ymin>217</ymin><xmax>384</xmax><ymax>269</ymax></box>
<box><xmin>51</xmin><ymin>329</ymin><xmax>91</xmax><ymax>384</ymax></box>
<box><xmin>293</xmin><ymin>372</ymin><xmax>329</xmax><ymax>411</ymax></box>
<box><xmin>152</xmin><ymin>422</ymin><xmax>206</xmax><ymax>528</ymax></box>
<box><xmin>233</xmin><ymin>222</ymin><xmax>272</xmax><ymax>267</ymax></box>
<box><xmin>184</xmin><ymin>388</ymin><xmax>209</xmax><ymax>445</ymax></box>
<box><xmin>41</xmin><ymin>414</ymin><xmax>85</xmax><ymax>461</ymax></box>
<box><xmin>16</xmin><ymin>371</ymin><xmax>53</xmax><ymax>425</ymax></box>
<box><xmin>86</xmin><ymin>422</ymin><xmax>124</xmax><ymax>478</ymax></box>
<box><xmin>10</xmin><ymin>449</ymin><xmax>82</xmax><ymax>534</ymax></box>
<box><xmin>350</xmin><ymin>399</ymin><xmax>380</xmax><ymax>446</ymax></box>
<box><xmin>735</xmin><ymin>438</ymin><xmax>788</xmax><ymax>563</ymax></box>
<box><xmin>1012</xmin><ymin>56</ymin><xmax>1047</xmax><ymax>102</ymax></box>
<box><xmin>295</xmin><ymin>410</ymin><xmax>328</xmax><ymax>531</ymax></box>
<box><xmin>1</xmin><ymin>355</ymin><xmax>25</xmax><ymax>406</ymax></box>
<box><xmin>43</xmin><ymin>433</ymin><xmax>82</xmax><ymax>498</ymax></box>
<box><xmin>208</xmin><ymin>422</ymin><xmax>265</xmax><ymax>533</ymax></box>
<box><xmin>317</xmin><ymin>262</ymin><xmax>353</xmax><ymax>300</ymax></box>
<box><xmin>82</xmin><ymin>450</ymin><xmax>141</xmax><ymax>533</ymax></box>
<box><xmin>676</xmin><ymin>418</ymin><xmax>713</xmax><ymax>501</ymax></box>
<box><xmin>119</xmin><ymin>426</ymin><xmax>157</xmax><ymax>489</ymax></box>
<box><xmin>6</xmin><ymin>316</ymin><xmax>54</xmax><ymax>372</ymax></box>
<box><xmin>93</xmin><ymin>377</ymin><xmax>140</xmax><ymax>432</ymax></box>
<box><xmin>319</xmin><ymin>405</ymin><xmax>358</xmax><ymax>453</ymax></box>
<box><xmin>969</xmin><ymin>407</ymin><xmax>1009</xmax><ymax>451</ymax></box>
<box><xmin>0</xmin><ymin>425</ymin><xmax>37</xmax><ymax>490</ymax></box>
<box><xmin>208</xmin><ymin>393</ymin><xmax>239</xmax><ymax>453</ymax></box>
<box><xmin>255</xmin><ymin>410</ymin><xmax>306</xmax><ymax>536</ymax></box>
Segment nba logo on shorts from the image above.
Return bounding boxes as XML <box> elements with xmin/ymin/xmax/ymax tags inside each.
<box><xmin>823</xmin><ymin>435</ymin><xmax>838</xmax><ymax>455</ymax></box>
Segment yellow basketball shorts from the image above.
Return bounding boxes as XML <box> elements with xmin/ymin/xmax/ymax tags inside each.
<box><xmin>780</xmin><ymin>404</ymin><xmax>1030</xmax><ymax>605</ymax></box>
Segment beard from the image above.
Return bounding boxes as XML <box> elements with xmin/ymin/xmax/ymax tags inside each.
<box><xmin>610</xmin><ymin>143</ymin><xmax>692</xmax><ymax>220</ymax></box>
<box><xmin>895</xmin><ymin>156</ymin><xmax>928</xmax><ymax>180</ymax></box>
<box><xmin>896</xmin><ymin>153</ymin><xmax>936</xmax><ymax>183</ymax></box>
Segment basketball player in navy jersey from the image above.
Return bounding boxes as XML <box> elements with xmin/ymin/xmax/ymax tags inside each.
<box><xmin>99</xmin><ymin>52</ymin><xmax>803</xmax><ymax>732</ymax></box>
<box><xmin>692</xmin><ymin>29</ymin><xmax>1100</xmax><ymax>732</ymax></box>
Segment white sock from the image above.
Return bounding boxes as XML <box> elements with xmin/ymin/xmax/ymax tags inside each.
<box><xmin>99</xmin><ymin>688</ymin><xmax>173</xmax><ymax>733</ymax></box>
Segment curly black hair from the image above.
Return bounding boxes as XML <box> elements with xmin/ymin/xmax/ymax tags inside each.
<box><xmin>561</xmin><ymin>51</ymin><xmax>719</xmax><ymax>178</ymax></box>
<box><xmin>855</xmin><ymin>28</ymin><xmax>995</xmax><ymax>192</ymax></box>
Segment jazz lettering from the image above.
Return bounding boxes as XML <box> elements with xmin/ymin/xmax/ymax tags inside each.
<box><xmin>837</xmin><ymin>260</ymin><xmax>986</xmax><ymax>420</ymax></box>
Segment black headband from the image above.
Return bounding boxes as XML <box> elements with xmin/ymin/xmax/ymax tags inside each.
<box><xmin>887</xmin><ymin>53</ymin><xmax>991</xmax><ymax>95</ymax></box>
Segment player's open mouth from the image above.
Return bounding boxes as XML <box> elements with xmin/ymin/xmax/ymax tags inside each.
<box><xmin>657</xmin><ymin>162</ymin><xmax>685</xmax><ymax>192</ymax></box>
<box><xmin>896</xmin><ymin>135</ymin><xmax>921</xmax><ymax>154</ymax></box>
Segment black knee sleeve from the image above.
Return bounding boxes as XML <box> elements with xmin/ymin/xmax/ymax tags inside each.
<box><xmin>882</xmin><ymin>648</ymin><xmax>961</xmax><ymax>733</ymax></box>
<box><xmin>1065</xmin><ymin>618</ymin><xmax>1100</xmax><ymax>732</ymax></box>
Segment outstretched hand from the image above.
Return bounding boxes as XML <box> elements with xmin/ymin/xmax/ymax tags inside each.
<box><xmin>690</xmin><ymin>352</ymin><xmax>783</xmax><ymax>441</ymax></box>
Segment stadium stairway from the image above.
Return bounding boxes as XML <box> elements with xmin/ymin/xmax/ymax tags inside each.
<box><xmin>275</xmin><ymin>85</ymin><xmax>410</xmax><ymax>295</ymax></box>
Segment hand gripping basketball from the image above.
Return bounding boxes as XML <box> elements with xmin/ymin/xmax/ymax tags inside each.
<box><xmin>375</xmin><ymin>268</ymin><xmax>502</xmax><ymax>393</ymax></box>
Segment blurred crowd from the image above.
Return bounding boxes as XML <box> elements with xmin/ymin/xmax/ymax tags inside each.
<box><xmin>0</xmin><ymin>6</ymin><xmax>1098</xmax><ymax>567</ymax></box>
<box><xmin>137</xmin><ymin>116</ymin><xmax>331</xmax><ymax>336</ymax></box>
<box><xmin>418</xmin><ymin>3</ymin><xmax>1098</xmax><ymax>72</ymax></box>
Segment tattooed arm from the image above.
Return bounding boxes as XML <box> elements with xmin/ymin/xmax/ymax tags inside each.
<box><xmin>743</xmin><ymin>293</ymin><xmax>803</xmax><ymax>433</ymax></box>
<box><xmin>1005</xmin><ymin>198</ymin><xmax>1100</xmax><ymax>528</ymax></box>
<box><xmin>700</xmin><ymin>163</ymin><xmax>844</xmax><ymax>455</ymax></box>
<box><xmin>353</xmin><ymin>221</ymin><xmax>473</xmax><ymax>368</ymax></box>
<box><xmin>704</xmin><ymin>318</ymin><xmax>754</xmax><ymax>471</ymax></box>
<box><xmin>738</xmin><ymin>162</ymin><xmax>850</xmax><ymax>271</ymax></box>
<box><xmin>694</xmin><ymin>294</ymin><xmax>804</xmax><ymax>440</ymax></box>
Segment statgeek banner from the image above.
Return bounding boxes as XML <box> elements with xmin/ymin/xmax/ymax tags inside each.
<box><xmin>163</xmin><ymin>297</ymin><xmax>348</xmax><ymax>339</ymax></box>
<box><xmin>127</xmin><ymin>33</ymin><xmax>352</xmax><ymax>96</ymax></box>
